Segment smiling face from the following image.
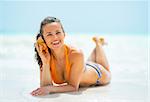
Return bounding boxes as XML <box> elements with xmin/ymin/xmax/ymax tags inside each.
<box><xmin>42</xmin><ymin>22</ymin><xmax>65</xmax><ymax>50</ymax></box>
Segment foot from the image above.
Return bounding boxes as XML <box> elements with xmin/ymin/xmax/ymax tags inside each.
<box><xmin>92</xmin><ymin>37</ymin><xmax>107</xmax><ymax>46</ymax></box>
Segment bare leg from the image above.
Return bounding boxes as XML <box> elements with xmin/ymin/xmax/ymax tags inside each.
<box><xmin>87</xmin><ymin>37</ymin><xmax>110</xmax><ymax>71</ymax></box>
<box><xmin>80</xmin><ymin>37</ymin><xmax>111</xmax><ymax>86</ymax></box>
<box><xmin>87</xmin><ymin>48</ymin><xmax>96</xmax><ymax>62</ymax></box>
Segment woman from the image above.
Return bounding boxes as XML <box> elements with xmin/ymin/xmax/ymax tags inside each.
<box><xmin>31</xmin><ymin>17</ymin><xmax>111</xmax><ymax>96</ymax></box>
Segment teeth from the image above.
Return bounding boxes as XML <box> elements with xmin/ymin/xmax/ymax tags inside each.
<box><xmin>52</xmin><ymin>40</ymin><xmax>60</xmax><ymax>44</ymax></box>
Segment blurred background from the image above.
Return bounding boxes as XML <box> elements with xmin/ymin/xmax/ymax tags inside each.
<box><xmin>0</xmin><ymin>0</ymin><xmax>148</xmax><ymax>35</ymax></box>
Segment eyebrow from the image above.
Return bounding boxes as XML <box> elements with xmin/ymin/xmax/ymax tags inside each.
<box><xmin>46</xmin><ymin>30</ymin><xmax>61</xmax><ymax>35</ymax></box>
<box><xmin>56</xmin><ymin>30</ymin><xmax>60</xmax><ymax>32</ymax></box>
<box><xmin>46</xmin><ymin>32</ymin><xmax>52</xmax><ymax>34</ymax></box>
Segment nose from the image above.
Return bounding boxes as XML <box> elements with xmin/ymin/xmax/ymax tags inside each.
<box><xmin>53</xmin><ymin>34</ymin><xmax>58</xmax><ymax>39</ymax></box>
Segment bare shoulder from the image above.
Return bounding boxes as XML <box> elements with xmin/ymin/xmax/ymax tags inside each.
<box><xmin>68</xmin><ymin>45</ymin><xmax>84</xmax><ymax>62</ymax></box>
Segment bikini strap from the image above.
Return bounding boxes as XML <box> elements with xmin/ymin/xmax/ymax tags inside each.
<box><xmin>64</xmin><ymin>45</ymin><xmax>71</xmax><ymax>81</ymax></box>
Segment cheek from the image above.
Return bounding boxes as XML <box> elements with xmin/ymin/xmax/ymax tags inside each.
<box><xmin>60</xmin><ymin>36</ymin><xmax>65</xmax><ymax>42</ymax></box>
<box><xmin>61</xmin><ymin>34</ymin><xmax>65</xmax><ymax>39</ymax></box>
<box><xmin>44</xmin><ymin>38</ymin><xmax>52</xmax><ymax>46</ymax></box>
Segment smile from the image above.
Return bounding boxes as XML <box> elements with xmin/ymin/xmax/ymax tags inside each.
<box><xmin>51</xmin><ymin>40</ymin><xmax>61</xmax><ymax>47</ymax></box>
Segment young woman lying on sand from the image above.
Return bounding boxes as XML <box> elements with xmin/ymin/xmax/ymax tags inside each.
<box><xmin>31</xmin><ymin>17</ymin><xmax>111</xmax><ymax>96</ymax></box>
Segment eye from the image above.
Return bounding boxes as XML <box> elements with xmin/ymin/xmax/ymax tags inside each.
<box><xmin>47</xmin><ymin>33</ymin><xmax>52</xmax><ymax>36</ymax></box>
<box><xmin>56</xmin><ymin>32</ymin><xmax>61</xmax><ymax>35</ymax></box>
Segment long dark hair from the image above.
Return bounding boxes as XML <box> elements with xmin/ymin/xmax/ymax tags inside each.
<box><xmin>35</xmin><ymin>17</ymin><xmax>65</xmax><ymax>68</ymax></box>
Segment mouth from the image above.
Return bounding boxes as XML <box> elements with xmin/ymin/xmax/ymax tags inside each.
<box><xmin>51</xmin><ymin>40</ymin><xmax>61</xmax><ymax>48</ymax></box>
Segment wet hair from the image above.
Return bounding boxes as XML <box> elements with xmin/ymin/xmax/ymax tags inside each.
<box><xmin>35</xmin><ymin>17</ymin><xmax>65</xmax><ymax>68</ymax></box>
<box><xmin>35</xmin><ymin>33</ymin><xmax>43</xmax><ymax>68</ymax></box>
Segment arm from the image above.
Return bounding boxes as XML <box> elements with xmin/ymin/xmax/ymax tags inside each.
<box><xmin>31</xmin><ymin>39</ymin><xmax>52</xmax><ymax>96</ymax></box>
<box><xmin>40</xmin><ymin>63</ymin><xmax>52</xmax><ymax>87</ymax></box>
<box><xmin>34</xmin><ymin>40</ymin><xmax>52</xmax><ymax>87</ymax></box>
<box><xmin>31</xmin><ymin>52</ymin><xmax>84</xmax><ymax>95</ymax></box>
<box><xmin>31</xmin><ymin>63</ymin><xmax>52</xmax><ymax>96</ymax></box>
<box><xmin>47</xmin><ymin>52</ymin><xmax>84</xmax><ymax>93</ymax></box>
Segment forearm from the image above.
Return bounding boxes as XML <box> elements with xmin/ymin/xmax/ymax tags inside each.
<box><xmin>40</xmin><ymin>64</ymin><xmax>52</xmax><ymax>87</ymax></box>
<box><xmin>48</xmin><ymin>84</ymin><xmax>78</xmax><ymax>94</ymax></box>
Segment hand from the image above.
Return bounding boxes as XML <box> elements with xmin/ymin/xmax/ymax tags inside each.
<box><xmin>35</xmin><ymin>38</ymin><xmax>50</xmax><ymax>64</ymax></box>
<box><xmin>30</xmin><ymin>86</ymin><xmax>51</xmax><ymax>96</ymax></box>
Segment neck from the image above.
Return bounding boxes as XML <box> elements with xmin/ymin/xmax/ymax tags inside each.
<box><xmin>51</xmin><ymin>45</ymin><xmax>65</xmax><ymax>60</ymax></box>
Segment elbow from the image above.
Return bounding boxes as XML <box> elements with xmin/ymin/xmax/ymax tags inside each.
<box><xmin>71</xmin><ymin>85</ymin><xmax>79</xmax><ymax>92</ymax></box>
<box><xmin>74</xmin><ymin>87</ymin><xmax>79</xmax><ymax>91</ymax></box>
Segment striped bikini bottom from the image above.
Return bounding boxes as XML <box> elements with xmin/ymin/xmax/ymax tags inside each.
<box><xmin>85</xmin><ymin>61</ymin><xmax>102</xmax><ymax>85</ymax></box>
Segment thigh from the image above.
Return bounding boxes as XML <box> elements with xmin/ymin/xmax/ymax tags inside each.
<box><xmin>86</xmin><ymin>61</ymin><xmax>111</xmax><ymax>85</ymax></box>
<box><xmin>80</xmin><ymin>66</ymin><xmax>98</xmax><ymax>86</ymax></box>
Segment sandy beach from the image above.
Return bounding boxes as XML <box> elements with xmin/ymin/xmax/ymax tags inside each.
<box><xmin>0</xmin><ymin>34</ymin><xmax>148</xmax><ymax>102</ymax></box>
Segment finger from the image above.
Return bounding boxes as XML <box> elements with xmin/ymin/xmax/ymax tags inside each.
<box><xmin>40</xmin><ymin>44</ymin><xmax>48</xmax><ymax>54</ymax></box>
<box><xmin>31</xmin><ymin>88</ymin><xmax>39</xmax><ymax>94</ymax></box>
<box><xmin>45</xmin><ymin>49</ymin><xmax>49</xmax><ymax>53</ymax></box>
<box><xmin>35</xmin><ymin>43</ymin><xmax>40</xmax><ymax>53</ymax></box>
<box><xmin>31</xmin><ymin>91</ymin><xmax>36</xmax><ymax>96</ymax></box>
<box><xmin>35</xmin><ymin>91</ymin><xmax>43</xmax><ymax>96</ymax></box>
<box><xmin>31</xmin><ymin>88</ymin><xmax>40</xmax><ymax>95</ymax></box>
<box><xmin>34</xmin><ymin>88</ymin><xmax>43</xmax><ymax>96</ymax></box>
<box><xmin>43</xmin><ymin>43</ymin><xmax>48</xmax><ymax>50</ymax></box>
<box><xmin>33</xmin><ymin>90</ymin><xmax>41</xmax><ymax>96</ymax></box>
<box><xmin>30</xmin><ymin>90</ymin><xmax>36</xmax><ymax>95</ymax></box>
<box><xmin>34</xmin><ymin>91</ymin><xmax>41</xmax><ymax>96</ymax></box>
<box><xmin>44</xmin><ymin>46</ymin><xmax>50</xmax><ymax>53</ymax></box>
<box><xmin>38</xmin><ymin>44</ymin><xmax>44</xmax><ymax>52</ymax></box>
<box><xmin>39</xmin><ymin>44</ymin><xmax>46</xmax><ymax>54</ymax></box>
